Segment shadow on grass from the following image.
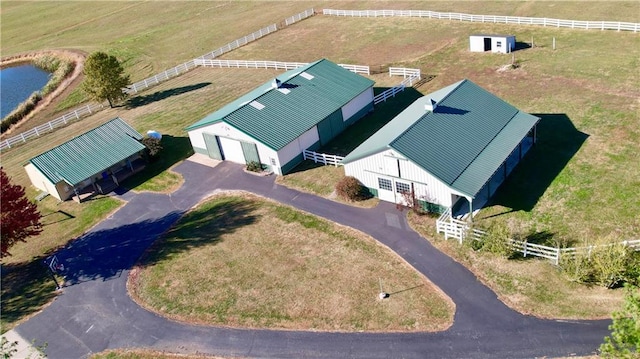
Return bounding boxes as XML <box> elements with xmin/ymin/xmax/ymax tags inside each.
<box><xmin>54</xmin><ymin>196</ymin><xmax>258</xmax><ymax>286</ymax></box>
<box><xmin>1</xmin><ymin>260</ymin><xmax>59</xmax><ymax>331</ymax></box>
<box><xmin>126</xmin><ymin>82</ymin><xmax>211</xmax><ymax>109</ymax></box>
<box><xmin>120</xmin><ymin>135</ymin><xmax>193</xmax><ymax>191</ymax></box>
<box><xmin>485</xmin><ymin>114</ymin><xmax>588</xmax><ymax>213</ymax></box>
<box><xmin>514</xmin><ymin>42</ymin><xmax>532</xmax><ymax>51</ymax></box>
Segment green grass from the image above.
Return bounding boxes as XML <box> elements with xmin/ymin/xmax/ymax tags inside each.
<box><xmin>131</xmin><ymin>193</ymin><xmax>453</xmax><ymax>331</ymax></box>
<box><xmin>1</xmin><ymin>1</ymin><xmax>638</xmax><ymax>327</ymax></box>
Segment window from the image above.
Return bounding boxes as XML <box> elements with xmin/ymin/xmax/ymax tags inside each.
<box><xmin>496</xmin><ymin>41</ymin><xmax>502</xmax><ymax>48</ymax></box>
<box><xmin>378</xmin><ymin>178</ymin><xmax>392</xmax><ymax>191</ymax></box>
<box><xmin>396</xmin><ymin>182</ymin><xmax>410</xmax><ymax>194</ymax></box>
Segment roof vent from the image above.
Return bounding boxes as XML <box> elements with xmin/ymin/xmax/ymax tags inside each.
<box><xmin>272</xmin><ymin>78</ymin><xmax>282</xmax><ymax>89</ymax></box>
<box><xmin>425</xmin><ymin>98</ymin><xmax>437</xmax><ymax>112</ymax></box>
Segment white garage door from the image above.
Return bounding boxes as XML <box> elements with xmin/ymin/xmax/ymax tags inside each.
<box><xmin>218</xmin><ymin>137</ymin><xmax>246</xmax><ymax>164</ymax></box>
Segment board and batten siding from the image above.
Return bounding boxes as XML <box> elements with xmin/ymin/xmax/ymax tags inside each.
<box><xmin>341</xmin><ymin>88</ymin><xmax>374</xmax><ymax>123</ymax></box>
<box><xmin>188</xmin><ymin>122</ymin><xmax>278</xmax><ymax>170</ymax></box>
<box><xmin>344</xmin><ymin>149</ymin><xmax>466</xmax><ymax>208</ymax></box>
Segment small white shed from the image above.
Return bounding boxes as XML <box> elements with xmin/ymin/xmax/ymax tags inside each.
<box><xmin>470</xmin><ymin>34</ymin><xmax>515</xmax><ymax>53</ymax></box>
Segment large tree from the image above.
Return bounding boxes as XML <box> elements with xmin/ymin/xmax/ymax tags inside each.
<box><xmin>81</xmin><ymin>51</ymin><xmax>130</xmax><ymax>108</ymax></box>
<box><xmin>1</xmin><ymin>168</ymin><xmax>42</xmax><ymax>257</ymax></box>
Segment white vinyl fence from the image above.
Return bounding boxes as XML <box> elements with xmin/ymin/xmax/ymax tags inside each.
<box><xmin>323</xmin><ymin>9</ymin><xmax>640</xmax><ymax>32</ymax></box>
<box><xmin>374</xmin><ymin>68</ymin><xmax>421</xmax><ymax>104</ymax></box>
<box><xmin>436</xmin><ymin>208</ymin><xmax>640</xmax><ymax>264</ymax></box>
<box><xmin>1</xmin><ymin>103</ymin><xmax>105</xmax><ymax>149</ymax></box>
<box><xmin>1</xmin><ymin>9</ymin><xmax>317</xmax><ymax>152</ymax></box>
<box><xmin>303</xmin><ymin>149</ymin><xmax>344</xmax><ymax>167</ymax></box>
<box><xmin>195</xmin><ymin>59</ymin><xmax>370</xmax><ymax>75</ymax></box>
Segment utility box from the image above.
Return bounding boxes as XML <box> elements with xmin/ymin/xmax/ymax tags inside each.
<box><xmin>470</xmin><ymin>34</ymin><xmax>515</xmax><ymax>53</ymax></box>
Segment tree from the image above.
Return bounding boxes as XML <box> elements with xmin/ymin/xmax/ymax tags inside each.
<box><xmin>600</xmin><ymin>284</ymin><xmax>640</xmax><ymax>358</ymax></box>
<box><xmin>1</xmin><ymin>168</ymin><xmax>42</xmax><ymax>257</ymax></box>
<box><xmin>141</xmin><ymin>136</ymin><xmax>163</xmax><ymax>160</ymax></box>
<box><xmin>81</xmin><ymin>51</ymin><xmax>130</xmax><ymax>108</ymax></box>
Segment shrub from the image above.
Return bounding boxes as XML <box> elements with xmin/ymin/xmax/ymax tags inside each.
<box><xmin>590</xmin><ymin>243</ymin><xmax>631</xmax><ymax>289</ymax></box>
<box><xmin>246</xmin><ymin>161</ymin><xmax>263</xmax><ymax>173</ymax></box>
<box><xmin>559</xmin><ymin>252</ymin><xmax>593</xmax><ymax>284</ymax></box>
<box><xmin>141</xmin><ymin>137</ymin><xmax>162</xmax><ymax>159</ymax></box>
<box><xmin>481</xmin><ymin>222</ymin><xmax>517</xmax><ymax>259</ymax></box>
<box><xmin>335</xmin><ymin>176</ymin><xmax>366</xmax><ymax>201</ymax></box>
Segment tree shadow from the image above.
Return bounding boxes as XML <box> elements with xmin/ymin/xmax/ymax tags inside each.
<box><xmin>55</xmin><ymin>198</ymin><xmax>259</xmax><ymax>286</ymax></box>
<box><xmin>125</xmin><ymin>82</ymin><xmax>211</xmax><ymax>109</ymax></box>
<box><xmin>120</xmin><ymin>135</ymin><xmax>193</xmax><ymax>190</ymax></box>
<box><xmin>1</xmin><ymin>259</ymin><xmax>60</xmax><ymax>331</ymax></box>
<box><xmin>483</xmin><ymin>114</ymin><xmax>588</xmax><ymax>213</ymax></box>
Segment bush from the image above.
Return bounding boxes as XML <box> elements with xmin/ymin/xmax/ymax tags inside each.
<box><xmin>559</xmin><ymin>252</ymin><xmax>593</xmax><ymax>284</ymax></box>
<box><xmin>141</xmin><ymin>137</ymin><xmax>162</xmax><ymax>159</ymax></box>
<box><xmin>335</xmin><ymin>176</ymin><xmax>366</xmax><ymax>201</ymax></box>
<box><xmin>246</xmin><ymin>161</ymin><xmax>263</xmax><ymax>173</ymax></box>
<box><xmin>481</xmin><ymin>222</ymin><xmax>517</xmax><ymax>259</ymax></box>
<box><xmin>591</xmin><ymin>243</ymin><xmax>631</xmax><ymax>289</ymax></box>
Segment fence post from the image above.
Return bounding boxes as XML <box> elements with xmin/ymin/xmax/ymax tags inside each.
<box><xmin>555</xmin><ymin>248</ymin><xmax>560</xmax><ymax>265</ymax></box>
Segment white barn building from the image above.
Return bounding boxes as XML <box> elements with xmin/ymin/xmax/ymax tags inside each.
<box><xmin>470</xmin><ymin>34</ymin><xmax>516</xmax><ymax>53</ymax></box>
<box><xmin>186</xmin><ymin>59</ymin><xmax>375</xmax><ymax>175</ymax></box>
<box><xmin>342</xmin><ymin>79</ymin><xmax>539</xmax><ymax>218</ymax></box>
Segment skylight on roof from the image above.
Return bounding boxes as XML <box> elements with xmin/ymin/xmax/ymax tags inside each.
<box><xmin>277</xmin><ymin>88</ymin><xmax>291</xmax><ymax>94</ymax></box>
<box><xmin>300</xmin><ymin>72</ymin><xmax>314</xmax><ymax>80</ymax></box>
<box><xmin>250</xmin><ymin>101</ymin><xmax>265</xmax><ymax>110</ymax></box>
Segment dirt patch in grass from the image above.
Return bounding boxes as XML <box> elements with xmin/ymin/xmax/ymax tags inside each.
<box><xmin>407</xmin><ymin>213</ymin><xmax>624</xmax><ymax>319</ymax></box>
<box><xmin>91</xmin><ymin>349</ymin><xmax>232</xmax><ymax>359</ymax></box>
<box><xmin>129</xmin><ymin>192</ymin><xmax>453</xmax><ymax>332</ymax></box>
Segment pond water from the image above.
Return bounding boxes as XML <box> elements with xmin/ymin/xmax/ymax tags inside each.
<box><xmin>0</xmin><ymin>64</ymin><xmax>51</xmax><ymax>119</ymax></box>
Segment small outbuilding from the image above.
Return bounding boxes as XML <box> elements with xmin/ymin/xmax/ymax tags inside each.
<box><xmin>24</xmin><ymin>117</ymin><xmax>147</xmax><ymax>202</ymax></box>
<box><xmin>342</xmin><ymin>79</ymin><xmax>539</xmax><ymax>218</ymax></box>
<box><xmin>186</xmin><ymin>59</ymin><xmax>375</xmax><ymax>175</ymax></box>
<box><xmin>470</xmin><ymin>34</ymin><xmax>515</xmax><ymax>53</ymax></box>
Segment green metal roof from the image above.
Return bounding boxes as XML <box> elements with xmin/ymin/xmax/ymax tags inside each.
<box><xmin>186</xmin><ymin>59</ymin><xmax>375</xmax><ymax>150</ymax></box>
<box><xmin>28</xmin><ymin>117</ymin><xmax>145</xmax><ymax>186</ymax></box>
<box><xmin>343</xmin><ymin>79</ymin><xmax>539</xmax><ymax>198</ymax></box>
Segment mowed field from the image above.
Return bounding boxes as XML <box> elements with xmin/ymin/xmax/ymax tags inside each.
<box><xmin>1</xmin><ymin>1</ymin><xmax>639</xmax><ymax>330</ymax></box>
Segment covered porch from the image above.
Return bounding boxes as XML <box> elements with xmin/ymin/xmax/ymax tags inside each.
<box><xmin>72</xmin><ymin>157</ymin><xmax>146</xmax><ymax>202</ymax></box>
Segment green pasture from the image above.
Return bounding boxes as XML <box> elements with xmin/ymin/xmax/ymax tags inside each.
<box><xmin>0</xmin><ymin>1</ymin><xmax>638</xmax><ymax>330</ymax></box>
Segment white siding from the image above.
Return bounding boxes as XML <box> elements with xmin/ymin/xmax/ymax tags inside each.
<box><xmin>24</xmin><ymin>163</ymin><xmax>62</xmax><ymax>200</ymax></box>
<box><xmin>470</xmin><ymin>35</ymin><xmax>515</xmax><ymax>53</ymax></box>
<box><xmin>345</xmin><ymin>150</ymin><xmax>466</xmax><ymax>208</ymax></box>
<box><xmin>277</xmin><ymin>126</ymin><xmax>320</xmax><ymax>171</ymax></box>
<box><xmin>469</xmin><ymin>36</ymin><xmax>486</xmax><ymax>52</ymax></box>
<box><xmin>188</xmin><ymin>122</ymin><xmax>279</xmax><ymax>170</ymax></box>
<box><xmin>341</xmin><ymin>87</ymin><xmax>374</xmax><ymax>121</ymax></box>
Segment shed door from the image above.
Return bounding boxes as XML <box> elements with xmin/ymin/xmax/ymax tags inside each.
<box><xmin>377</xmin><ymin>177</ymin><xmax>395</xmax><ymax>203</ymax></box>
<box><xmin>484</xmin><ymin>37</ymin><xmax>491</xmax><ymax>51</ymax></box>
<box><xmin>203</xmin><ymin>133</ymin><xmax>222</xmax><ymax>160</ymax></box>
<box><xmin>218</xmin><ymin>137</ymin><xmax>246</xmax><ymax>164</ymax></box>
<box><xmin>240</xmin><ymin>142</ymin><xmax>260</xmax><ymax>164</ymax></box>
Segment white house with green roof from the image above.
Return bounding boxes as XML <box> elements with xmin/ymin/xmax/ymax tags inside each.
<box><xmin>342</xmin><ymin>79</ymin><xmax>539</xmax><ymax>218</ymax></box>
<box><xmin>24</xmin><ymin>117</ymin><xmax>146</xmax><ymax>202</ymax></box>
<box><xmin>185</xmin><ymin>59</ymin><xmax>375</xmax><ymax>175</ymax></box>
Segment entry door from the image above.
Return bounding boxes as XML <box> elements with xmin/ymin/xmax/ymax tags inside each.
<box><xmin>377</xmin><ymin>177</ymin><xmax>396</xmax><ymax>202</ymax></box>
<box><xmin>484</xmin><ymin>37</ymin><xmax>492</xmax><ymax>51</ymax></box>
<box><xmin>203</xmin><ymin>133</ymin><xmax>222</xmax><ymax>160</ymax></box>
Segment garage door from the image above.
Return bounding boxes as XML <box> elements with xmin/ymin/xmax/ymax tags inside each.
<box><xmin>218</xmin><ymin>137</ymin><xmax>246</xmax><ymax>164</ymax></box>
<box><xmin>203</xmin><ymin>133</ymin><xmax>222</xmax><ymax>160</ymax></box>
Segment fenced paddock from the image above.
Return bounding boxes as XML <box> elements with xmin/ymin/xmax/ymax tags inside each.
<box><xmin>323</xmin><ymin>9</ymin><xmax>640</xmax><ymax>32</ymax></box>
<box><xmin>436</xmin><ymin>208</ymin><xmax>640</xmax><ymax>264</ymax></box>
<box><xmin>195</xmin><ymin>59</ymin><xmax>370</xmax><ymax>75</ymax></box>
<box><xmin>374</xmin><ymin>68</ymin><xmax>421</xmax><ymax>105</ymax></box>
<box><xmin>303</xmin><ymin>150</ymin><xmax>344</xmax><ymax>167</ymax></box>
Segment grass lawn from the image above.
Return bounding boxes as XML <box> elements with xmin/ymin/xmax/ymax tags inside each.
<box><xmin>91</xmin><ymin>349</ymin><xmax>228</xmax><ymax>359</ymax></box>
<box><xmin>1</xmin><ymin>1</ymin><xmax>638</xmax><ymax>330</ymax></box>
<box><xmin>130</xmin><ymin>193</ymin><xmax>453</xmax><ymax>332</ymax></box>
<box><xmin>408</xmin><ymin>213</ymin><xmax>623</xmax><ymax>319</ymax></box>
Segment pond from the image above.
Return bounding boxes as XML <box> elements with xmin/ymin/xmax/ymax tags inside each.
<box><xmin>0</xmin><ymin>64</ymin><xmax>51</xmax><ymax>119</ymax></box>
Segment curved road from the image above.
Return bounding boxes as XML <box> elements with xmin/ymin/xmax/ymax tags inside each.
<box><xmin>15</xmin><ymin>159</ymin><xmax>609</xmax><ymax>358</ymax></box>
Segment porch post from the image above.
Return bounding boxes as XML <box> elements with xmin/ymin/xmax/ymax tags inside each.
<box><xmin>111</xmin><ymin>173</ymin><xmax>119</xmax><ymax>186</ymax></box>
<box><xmin>533</xmin><ymin>125</ymin><xmax>537</xmax><ymax>144</ymax></box>
<box><xmin>519</xmin><ymin>141</ymin><xmax>523</xmax><ymax>160</ymax></box>
<box><xmin>73</xmin><ymin>186</ymin><xmax>81</xmax><ymax>203</ymax></box>
<box><xmin>468</xmin><ymin>197</ymin><xmax>473</xmax><ymax>223</ymax></box>
<box><xmin>91</xmin><ymin>177</ymin><xmax>98</xmax><ymax>192</ymax></box>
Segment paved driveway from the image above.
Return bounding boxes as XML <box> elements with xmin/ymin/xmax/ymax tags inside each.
<box><xmin>14</xmin><ymin>159</ymin><xmax>609</xmax><ymax>358</ymax></box>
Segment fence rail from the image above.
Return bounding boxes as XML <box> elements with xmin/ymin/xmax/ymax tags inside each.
<box><xmin>323</xmin><ymin>9</ymin><xmax>640</xmax><ymax>32</ymax></box>
<box><xmin>373</xmin><ymin>67</ymin><xmax>421</xmax><ymax>104</ymax></box>
<box><xmin>0</xmin><ymin>9</ymin><xmax>321</xmax><ymax>152</ymax></box>
<box><xmin>1</xmin><ymin>103</ymin><xmax>105</xmax><ymax>149</ymax></box>
<box><xmin>302</xmin><ymin>150</ymin><xmax>344</xmax><ymax>167</ymax></box>
<box><xmin>285</xmin><ymin>8</ymin><xmax>315</xmax><ymax>26</ymax></box>
<box><xmin>436</xmin><ymin>209</ymin><xmax>640</xmax><ymax>264</ymax></box>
